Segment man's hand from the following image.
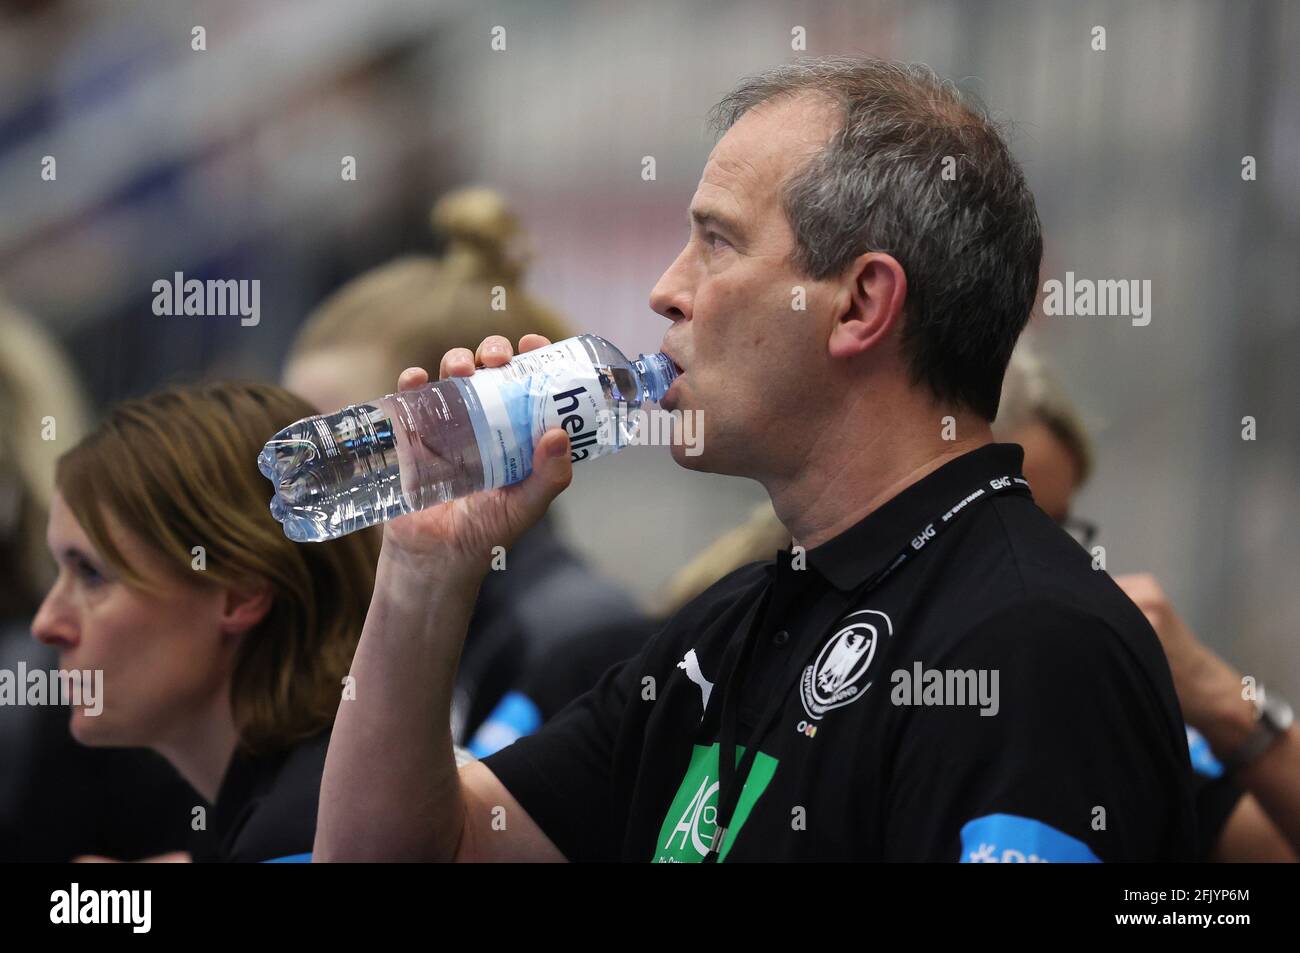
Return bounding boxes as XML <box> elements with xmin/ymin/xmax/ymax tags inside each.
<box><xmin>382</xmin><ymin>333</ymin><xmax>573</xmax><ymax>579</ymax></box>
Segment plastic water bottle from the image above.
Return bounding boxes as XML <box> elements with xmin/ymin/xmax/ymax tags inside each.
<box><xmin>259</xmin><ymin>334</ymin><xmax>678</xmax><ymax>541</ymax></box>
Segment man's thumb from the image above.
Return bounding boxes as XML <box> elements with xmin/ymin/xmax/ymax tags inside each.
<box><xmin>520</xmin><ymin>428</ymin><xmax>573</xmax><ymax>512</ymax></box>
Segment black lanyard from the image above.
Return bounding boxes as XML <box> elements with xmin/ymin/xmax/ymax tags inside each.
<box><xmin>702</xmin><ymin>472</ymin><xmax>1031</xmax><ymax>862</ymax></box>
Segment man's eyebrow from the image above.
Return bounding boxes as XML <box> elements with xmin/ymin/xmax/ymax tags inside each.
<box><xmin>689</xmin><ymin>206</ymin><xmax>744</xmax><ymax>237</ymax></box>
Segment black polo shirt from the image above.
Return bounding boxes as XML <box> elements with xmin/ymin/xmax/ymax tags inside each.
<box><xmin>189</xmin><ymin>730</ymin><xmax>329</xmax><ymax>863</ymax></box>
<box><xmin>482</xmin><ymin>443</ymin><xmax>1199</xmax><ymax>862</ymax></box>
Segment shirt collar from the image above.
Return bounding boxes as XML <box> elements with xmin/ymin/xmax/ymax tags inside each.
<box><xmin>211</xmin><ymin>745</ymin><xmax>280</xmax><ymax>841</ymax></box>
<box><xmin>805</xmin><ymin>442</ymin><xmax>1028</xmax><ymax>592</ymax></box>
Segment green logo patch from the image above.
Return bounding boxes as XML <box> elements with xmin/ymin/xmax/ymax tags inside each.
<box><xmin>652</xmin><ymin>742</ymin><xmax>779</xmax><ymax>862</ymax></box>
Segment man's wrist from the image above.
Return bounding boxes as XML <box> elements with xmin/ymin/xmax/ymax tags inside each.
<box><xmin>376</xmin><ymin>543</ymin><xmax>485</xmax><ymax>609</ymax></box>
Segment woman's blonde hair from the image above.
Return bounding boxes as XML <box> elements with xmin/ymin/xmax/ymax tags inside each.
<box><xmin>655</xmin><ymin>340</ymin><xmax>1094</xmax><ymax>616</ymax></box>
<box><xmin>656</xmin><ymin>502</ymin><xmax>793</xmax><ymax>617</ymax></box>
<box><xmin>55</xmin><ymin>382</ymin><xmax>380</xmax><ymax>755</ymax></box>
<box><xmin>0</xmin><ymin>301</ymin><xmax>90</xmax><ymax>616</ymax></box>
<box><xmin>290</xmin><ymin>187</ymin><xmax>573</xmax><ymax>391</ymax></box>
<box><xmin>993</xmin><ymin>343</ymin><xmax>1094</xmax><ymax>483</ymax></box>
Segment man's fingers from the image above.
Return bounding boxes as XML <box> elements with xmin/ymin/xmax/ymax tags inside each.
<box><xmin>475</xmin><ymin>335</ymin><xmax>514</xmax><ymax>368</ymax></box>
<box><xmin>438</xmin><ymin>348</ymin><xmax>476</xmax><ymax>380</ymax></box>
<box><xmin>438</xmin><ymin>335</ymin><xmax>548</xmax><ymax>382</ymax></box>
<box><xmin>398</xmin><ymin>367</ymin><xmax>430</xmax><ymax>392</ymax></box>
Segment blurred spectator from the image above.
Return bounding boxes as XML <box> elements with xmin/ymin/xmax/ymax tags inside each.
<box><xmin>1116</xmin><ymin>572</ymin><xmax>1299</xmax><ymax>861</ymax></box>
<box><xmin>0</xmin><ymin>299</ymin><xmax>88</xmax><ymax>614</ymax></box>
<box><xmin>282</xmin><ymin>187</ymin><xmax>653</xmax><ymax>754</ymax></box>
<box><xmin>0</xmin><ymin>299</ymin><xmax>197</xmax><ymax>862</ymax></box>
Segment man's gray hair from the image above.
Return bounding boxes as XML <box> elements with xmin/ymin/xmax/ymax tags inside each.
<box><xmin>709</xmin><ymin>57</ymin><xmax>1042</xmax><ymax>421</ymax></box>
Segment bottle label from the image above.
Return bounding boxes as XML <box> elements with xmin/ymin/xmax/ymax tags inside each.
<box><xmin>464</xmin><ymin>338</ymin><xmax>612</xmax><ymax>490</ymax></box>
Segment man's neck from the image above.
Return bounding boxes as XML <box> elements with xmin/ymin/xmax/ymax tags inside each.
<box><xmin>767</xmin><ymin>414</ymin><xmax>994</xmax><ymax>551</ymax></box>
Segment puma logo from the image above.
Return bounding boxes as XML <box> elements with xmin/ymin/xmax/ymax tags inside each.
<box><xmin>677</xmin><ymin>649</ymin><xmax>714</xmax><ymax>717</ymax></box>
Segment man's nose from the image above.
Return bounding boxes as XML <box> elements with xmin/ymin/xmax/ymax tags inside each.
<box><xmin>31</xmin><ymin>587</ymin><xmax>78</xmax><ymax>651</ymax></box>
<box><xmin>649</xmin><ymin>246</ymin><xmax>693</xmax><ymax>323</ymax></box>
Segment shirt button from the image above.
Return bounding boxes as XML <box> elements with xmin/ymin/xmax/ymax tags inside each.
<box><xmin>772</xmin><ymin>629</ymin><xmax>791</xmax><ymax>646</ymax></box>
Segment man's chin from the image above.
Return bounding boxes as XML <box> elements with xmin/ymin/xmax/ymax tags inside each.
<box><xmin>669</xmin><ymin>441</ymin><xmax>703</xmax><ymax>471</ymax></box>
<box><xmin>670</xmin><ymin>440</ymin><xmax>728</xmax><ymax>475</ymax></box>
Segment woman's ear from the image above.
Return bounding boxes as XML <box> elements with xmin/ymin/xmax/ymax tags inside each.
<box><xmin>218</xmin><ymin>581</ymin><xmax>273</xmax><ymax>640</ymax></box>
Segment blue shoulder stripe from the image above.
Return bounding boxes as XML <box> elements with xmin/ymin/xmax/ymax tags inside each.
<box><xmin>959</xmin><ymin>813</ymin><xmax>1101</xmax><ymax>863</ymax></box>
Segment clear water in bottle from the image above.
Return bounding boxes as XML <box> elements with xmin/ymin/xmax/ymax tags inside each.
<box><xmin>259</xmin><ymin>334</ymin><xmax>678</xmax><ymax>541</ymax></box>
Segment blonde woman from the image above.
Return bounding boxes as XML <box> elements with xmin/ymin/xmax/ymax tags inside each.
<box><xmin>283</xmin><ymin>187</ymin><xmax>649</xmax><ymax>754</ymax></box>
<box><xmin>32</xmin><ymin>382</ymin><xmax>380</xmax><ymax>862</ymax></box>
<box><xmin>0</xmin><ymin>302</ymin><xmax>90</xmax><ymax>618</ymax></box>
<box><xmin>283</xmin><ymin>187</ymin><xmax>572</xmax><ymax>415</ymax></box>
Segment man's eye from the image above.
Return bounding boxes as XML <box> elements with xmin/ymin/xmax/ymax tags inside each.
<box><xmin>706</xmin><ymin>232</ymin><xmax>732</xmax><ymax>251</ymax></box>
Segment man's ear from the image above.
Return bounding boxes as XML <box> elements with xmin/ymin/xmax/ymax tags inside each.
<box><xmin>828</xmin><ymin>252</ymin><xmax>907</xmax><ymax>360</ymax></box>
<box><xmin>218</xmin><ymin>581</ymin><xmax>273</xmax><ymax>640</ymax></box>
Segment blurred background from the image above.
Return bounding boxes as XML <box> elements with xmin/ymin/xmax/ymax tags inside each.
<box><xmin>1</xmin><ymin>0</ymin><xmax>1296</xmax><ymax>697</ymax></box>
